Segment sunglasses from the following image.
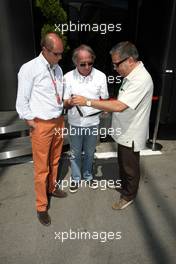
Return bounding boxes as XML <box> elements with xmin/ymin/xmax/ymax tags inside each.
<box><xmin>79</xmin><ymin>62</ymin><xmax>93</xmax><ymax>67</ymax></box>
<box><xmin>45</xmin><ymin>47</ymin><xmax>63</xmax><ymax>57</ymax></box>
<box><xmin>112</xmin><ymin>57</ymin><xmax>129</xmax><ymax>68</ymax></box>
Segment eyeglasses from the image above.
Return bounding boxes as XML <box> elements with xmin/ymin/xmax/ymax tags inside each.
<box><xmin>45</xmin><ymin>47</ymin><xmax>63</xmax><ymax>57</ymax></box>
<box><xmin>112</xmin><ymin>57</ymin><xmax>129</xmax><ymax>68</ymax></box>
<box><xmin>79</xmin><ymin>62</ymin><xmax>93</xmax><ymax>67</ymax></box>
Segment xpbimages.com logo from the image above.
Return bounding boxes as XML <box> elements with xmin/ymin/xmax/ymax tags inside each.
<box><xmin>55</xmin><ymin>179</ymin><xmax>121</xmax><ymax>191</ymax></box>
<box><xmin>54</xmin><ymin>126</ymin><xmax>121</xmax><ymax>139</ymax></box>
<box><xmin>55</xmin><ymin>21</ymin><xmax>122</xmax><ymax>35</ymax></box>
<box><xmin>54</xmin><ymin>229</ymin><xmax>122</xmax><ymax>243</ymax></box>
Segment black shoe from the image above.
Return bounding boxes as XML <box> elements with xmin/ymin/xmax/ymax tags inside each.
<box><xmin>69</xmin><ymin>181</ymin><xmax>79</xmax><ymax>193</ymax></box>
<box><xmin>37</xmin><ymin>211</ymin><xmax>51</xmax><ymax>226</ymax></box>
<box><xmin>86</xmin><ymin>179</ymin><xmax>98</xmax><ymax>189</ymax></box>
<box><xmin>50</xmin><ymin>189</ymin><xmax>68</xmax><ymax>198</ymax></box>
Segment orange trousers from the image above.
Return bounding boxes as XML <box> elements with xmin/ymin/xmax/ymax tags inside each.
<box><xmin>31</xmin><ymin>116</ymin><xmax>64</xmax><ymax>212</ymax></box>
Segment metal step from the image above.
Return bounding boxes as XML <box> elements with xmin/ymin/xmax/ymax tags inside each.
<box><xmin>0</xmin><ymin>136</ymin><xmax>32</xmax><ymax>160</ymax></box>
<box><xmin>0</xmin><ymin>111</ymin><xmax>31</xmax><ymax>161</ymax></box>
<box><xmin>0</xmin><ymin>111</ymin><xmax>28</xmax><ymax>134</ymax></box>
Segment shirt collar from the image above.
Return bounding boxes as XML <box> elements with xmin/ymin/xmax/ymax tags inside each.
<box><xmin>38</xmin><ymin>52</ymin><xmax>58</xmax><ymax>70</ymax></box>
<box><xmin>125</xmin><ymin>61</ymin><xmax>144</xmax><ymax>81</ymax></box>
<box><xmin>74</xmin><ymin>67</ymin><xmax>94</xmax><ymax>80</ymax></box>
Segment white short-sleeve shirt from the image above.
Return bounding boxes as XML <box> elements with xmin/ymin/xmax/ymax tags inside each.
<box><xmin>63</xmin><ymin>68</ymin><xmax>109</xmax><ymax>127</ymax></box>
<box><xmin>111</xmin><ymin>62</ymin><xmax>153</xmax><ymax>151</ymax></box>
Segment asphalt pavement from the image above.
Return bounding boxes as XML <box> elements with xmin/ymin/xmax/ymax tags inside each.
<box><xmin>0</xmin><ymin>140</ymin><xmax>176</xmax><ymax>264</ymax></box>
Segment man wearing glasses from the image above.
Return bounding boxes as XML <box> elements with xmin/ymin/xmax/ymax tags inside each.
<box><xmin>64</xmin><ymin>45</ymin><xmax>109</xmax><ymax>193</ymax></box>
<box><xmin>16</xmin><ymin>32</ymin><xmax>67</xmax><ymax>226</ymax></box>
<box><xmin>71</xmin><ymin>41</ymin><xmax>153</xmax><ymax>210</ymax></box>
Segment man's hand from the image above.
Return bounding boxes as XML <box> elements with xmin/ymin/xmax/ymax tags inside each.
<box><xmin>64</xmin><ymin>98</ymin><xmax>74</xmax><ymax>109</ymax></box>
<box><xmin>26</xmin><ymin>120</ymin><xmax>36</xmax><ymax>129</ymax></box>
<box><xmin>71</xmin><ymin>95</ymin><xmax>87</xmax><ymax>106</ymax></box>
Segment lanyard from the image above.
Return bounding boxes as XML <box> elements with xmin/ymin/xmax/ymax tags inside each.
<box><xmin>47</xmin><ymin>65</ymin><xmax>61</xmax><ymax>104</ymax></box>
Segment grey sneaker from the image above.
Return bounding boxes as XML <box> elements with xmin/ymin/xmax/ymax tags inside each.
<box><xmin>112</xmin><ymin>198</ymin><xmax>133</xmax><ymax>210</ymax></box>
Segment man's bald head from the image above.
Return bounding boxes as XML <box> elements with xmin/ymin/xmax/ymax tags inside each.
<box><xmin>41</xmin><ymin>32</ymin><xmax>63</xmax><ymax>50</ymax></box>
<box><xmin>41</xmin><ymin>32</ymin><xmax>64</xmax><ymax>65</ymax></box>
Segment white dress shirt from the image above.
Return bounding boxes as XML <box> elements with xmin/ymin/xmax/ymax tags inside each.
<box><xmin>112</xmin><ymin>62</ymin><xmax>153</xmax><ymax>151</ymax></box>
<box><xmin>16</xmin><ymin>53</ymin><xmax>64</xmax><ymax>120</ymax></box>
<box><xmin>63</xmin><ymin>68</ymin><xmax>109</xmax><ymax>127</ymax></box>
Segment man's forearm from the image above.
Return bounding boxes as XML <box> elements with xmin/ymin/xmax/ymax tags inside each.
<box><xmin>71</xmin><ymin>95</ymin><xmax>128</xmax><ymax>112</ymax></box>
<box><xmin>90</xmin><ymin>99</ymin><xmax>127</xmax><ymax>112</ymax></box>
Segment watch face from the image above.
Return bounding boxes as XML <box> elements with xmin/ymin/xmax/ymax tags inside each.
<box><xmin>86</xmin><ymin>100</ymin><xmax>91</xmax><ymax>106</ymax></box>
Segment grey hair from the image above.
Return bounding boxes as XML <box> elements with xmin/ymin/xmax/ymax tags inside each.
<box><xmin>72</xmin><ymin>44</ymin><xmax>96</xmax><ymax>65</ymax></box>
<box><xmin>110</xmin><ymin>41</ymin><xmax>139</xmax><ymax>60</ymax></box>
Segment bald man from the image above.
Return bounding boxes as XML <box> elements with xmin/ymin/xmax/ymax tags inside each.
<box><xmin>16</xmin><ymin>32</ymin><xmax>67</xmax><ymax>226</ymax></box>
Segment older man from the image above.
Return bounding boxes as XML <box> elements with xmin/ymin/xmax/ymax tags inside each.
<box><xmin>72</xmin><ymin>41</ymin><xmax>153</xmax><ymax>209</ymax></box>
<box><xmin>64</xmin><ymin>44</ymin><xmax>109</xmax><ymax>193</ymax></box>
<box><xmin>16</xmin><ymin>32</ymin><xmax>67</xmax><ymax>226</ymax></box>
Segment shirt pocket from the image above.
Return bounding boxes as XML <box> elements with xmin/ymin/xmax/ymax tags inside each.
<box><xmin>87</xmin><ymin>83</ymin><xmax>101</xmax><ymax>98</ymax></box>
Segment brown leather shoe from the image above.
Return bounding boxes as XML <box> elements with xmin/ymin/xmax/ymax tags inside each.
<box><xmin>51</xmin><ymin>189</ymin><xmax>68</xmax><ymax>198</ymax></box>
<box><xmin>37</xmin><ymin>211</ymin><xmax>51</xmax><ymax>226</ymax></box>
<box><xmin>112</xmin><ymin>198</ymin><xmax>133</xmax><ymax>210</ymax></box>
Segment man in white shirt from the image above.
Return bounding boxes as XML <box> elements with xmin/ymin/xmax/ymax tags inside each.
<box><xmin>71</xmin><ymin>41</ymin><xmax>153</xmax><ymax>209</ymax></box>
<box><xmin>16</xmin><ymin>33</ymin><xmax>67</xmax><ymax>226</ymax></box>
<box><xmin>64</xmin><ymin>45</ymin><xmax>109</xmax><ymax>193</ymax></box>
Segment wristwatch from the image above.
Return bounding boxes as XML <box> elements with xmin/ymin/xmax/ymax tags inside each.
<box><xmin>86</xmin><ymin>100</ymin><xmax>92</xmax><ymax>107</ymax></box>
